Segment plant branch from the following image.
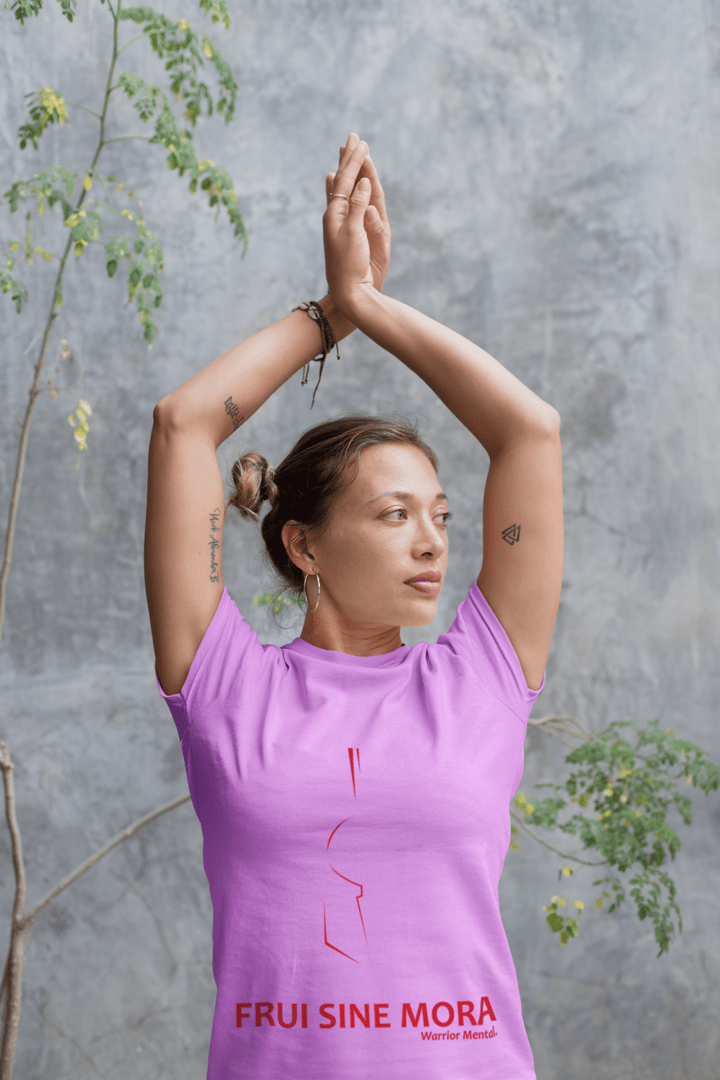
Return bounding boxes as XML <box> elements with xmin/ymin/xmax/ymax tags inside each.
<box><xmin>510</xmin><ymin>808</ymin><xmax>608</xmax><ymax>866</ymax></box>
<box><xmin>0</xmin><ymin>0</ymin><xmax>123</xmax><ymax>653</ymax></box>
<box><xmin>116</xmin><ymin>31</ymin><xmax>146</xmax><ymax>56</ymax></box>
<box><xmin>0</xmin><ymin>732</ymin><xmax>191</xmax><ymax>1074</ymax></box>
<box><xmin>18</xmin><ymin>791</ymin><xmax>192</xmax><ymax>929</ymax></box>
<box><xmin>64</xmin><ymin>100</ymin><xmax>102</xmax><ymax>121</ymax></box>
<box><xmin>0</xmin><ymin>741</ymin><xmax>28</xmax><ymax>1076</ymax></box>
<box><xmin>91</xmin><ymin>0</ymin><xmax>121</xmax><ymax>166</ymax></box>
<box><xmin>0</xmin><ymin>271</ymin><xmax>64</xmax><ymax>648</ymax></box>
<box><xmin>528</xmin><ymin>712</ymin><xmax>603</xmax><ymax>746</ymax></box>
<box><xmin>0</xmin><ymin>8</ymin><xmax>125</xmax><ymax>1072</ymax></box>
<box><xmin>103</xmin><ymin>135</ymin><xmax>151</xmax><ymax>143</ymax></box>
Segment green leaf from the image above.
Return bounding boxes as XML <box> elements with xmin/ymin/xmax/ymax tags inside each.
<box><xmin>1</xmin><ymin>259</ymin><xmax>30</xmax><ymax>314</ymax></box>
<box><xmin>118</xmin><ymin>72</ymin><xmax>161</xmax><ymax>123</ymax></box>
<box><xmin>118</xmin><ymin>6</ymin><xmax>237</xmax><ymax>125</ymax></box>
<box><xmin>17</xmin><ymin>88</ymin><xmax>69</xmax><ymax>151</ymax></box>
<box><xmin>124</xmin><ymin>88</ymin><xmax>248</xmax><ymax>254</ymax></box>
<box><xmin>198</xmin><ymin>0</ymin><xmax>231</xmax><ymax>31</ymax></box>
<box><xmin>518</xmin><ymin>716</ymin><xmax>720</xmax><ymax>957</ymax></box>
<box><xmin>106</xmin><ymin>259</ymin><xmax>118</xmax><ymax>278</ymax></box>
<box><xmin>8</xmin><ymin>0</ymin><xmax>76</xmax><ymax>26</ymax></box>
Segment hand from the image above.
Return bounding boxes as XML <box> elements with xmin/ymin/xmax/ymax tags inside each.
<box><xmin>328</xmin><ymin>138</ymin><xmax>392</xmax><ymax>296</ymax></box>
<box><xmin>323</xmin><ymin>133</ymin><xmax>391</xmax><ymax>317</ymax></box>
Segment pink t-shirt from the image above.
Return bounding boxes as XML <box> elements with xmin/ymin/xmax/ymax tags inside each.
<box><xmin>155</xmin><ymin>579</ymin><xmax>546</xmax><ymax>1080</ymax></box>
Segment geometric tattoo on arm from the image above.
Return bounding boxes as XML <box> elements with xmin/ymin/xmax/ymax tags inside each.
<box><xmin>502</xmin><ymin>524</ymin><xmax>521</xmax><ymax>545</ymax></box>
<box><xmin>224</xmin><ymin>395</ymin><xmax>245</xmax><ymax>431</ymax></box>
<box><xmin>209</xmin><ymin>507</ymin><xmax>221</xmax><ymax>582</ymax></box>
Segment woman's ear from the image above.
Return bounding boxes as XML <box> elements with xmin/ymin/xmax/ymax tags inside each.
<box><xmin>282</xmin><ymin>520</ymin><xmax>311</xmax><ymax>572</ymax></box>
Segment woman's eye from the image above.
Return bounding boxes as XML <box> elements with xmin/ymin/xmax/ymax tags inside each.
<box><xmin>384</xmin><ymin>509</ymin><xmax>453</xmax><ymax>524</ymax></box>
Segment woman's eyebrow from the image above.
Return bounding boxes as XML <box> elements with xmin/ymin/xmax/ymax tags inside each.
<box><xmin>364</xmin><ymin>490</ymin><xmax>449</xmax><ymax>505</ymax></box>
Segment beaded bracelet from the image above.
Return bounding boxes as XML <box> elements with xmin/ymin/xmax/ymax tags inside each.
<box><xmin>292</xmin><ymin>300</ymin><xmax>340</xmax><ymax>410</ymax></box>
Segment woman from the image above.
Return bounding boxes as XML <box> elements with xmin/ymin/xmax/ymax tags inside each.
<box><xmin>144</xmin><ymin>133</ymin><xmax>564</xmax><ymax>1080</ymax></box>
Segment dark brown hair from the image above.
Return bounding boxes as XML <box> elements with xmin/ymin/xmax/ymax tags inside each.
<box><xmin>225</xmin><ymin>412</ymin><xmax>440</xmax><ymax>601</ymax></box>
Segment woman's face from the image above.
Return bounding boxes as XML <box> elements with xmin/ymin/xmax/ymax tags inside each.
<box><xmin>284</xmin><ymin>442</ymin><xmax>451</xmax><ymax>654</ymax></box>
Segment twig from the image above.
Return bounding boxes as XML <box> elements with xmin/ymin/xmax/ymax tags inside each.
<box><xmin>510</xmin><ymin>809</ymin><xmax>608</xmax><ymax>867</ymax></box>
<box><xmin>21</xmin><ymin>329</ymin><xmax>44</xmax><ymax>381</ymax></box>
<box><xmin>0</xmin><ymin>741</ymin><xmax>27</xmax><ymax>1077</ymax></box>
<box><xmin>19</xmin><ymin>790</ymin><xmax>192</xmax><ymax>929</ymax></box>
<box><xmin>528</xmin><ymin>712</ymin><xmax>602</xmax><ymax>745</ymax></box>
<box><xmin>0</xmin><ymin>285</ymin><xmax>67</xmax><ymax>649</ymax></box>
<box><xmin>0</xmin><ymin>734</ymin><xmax>191</xmax><ymax>1077</ymax></box>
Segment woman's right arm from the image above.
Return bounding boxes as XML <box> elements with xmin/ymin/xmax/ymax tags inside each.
<box><xmin>145</xmin><ymin>296</ymin><xmax>356</xmax><ymax>696</ymax></box>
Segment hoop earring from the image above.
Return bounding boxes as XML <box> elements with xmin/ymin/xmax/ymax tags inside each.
<box><xmin>303</xmin><ymin>571</ymin><xmax>321</xmax><ymax>612</ymax></box>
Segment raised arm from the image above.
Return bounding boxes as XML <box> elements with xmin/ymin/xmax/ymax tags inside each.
<box><xmin>153</xmin><ymin>295</ymin><xmax>355</xmax><ymax>445</ymax></box>
<box><xmin>145</xmin><ymin>296</ymin><xmax>357</xmax><ymax>697</ymax></box>
<box><xmin>342</xmin><ymin>287</ymin><xmax>562</xmax><ymax>692</ymax></box>
<box><xmin>145</xmin><ymin>134</ymin><xmax>392</xmax><ymax>696</ymax></box>
<box><xmin>337</xmin><ymin>287</ymin><xmax>559</xmax><ymax>453</ymax></box>
<box><xmin>145</xmin><ymin>305</ymin><xmax>355</xmax><ymax>699</ymax></box>
<box><xmin>324</xmin><ymin>160</ymin><xmax>562</xmax><ymax>692</ymax></box>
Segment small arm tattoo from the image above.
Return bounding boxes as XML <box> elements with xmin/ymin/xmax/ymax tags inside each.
<box><xmin>224</xmin><ymin>396</ymin><xmax>245</xmax><ymax>431</ymax></box>
<box><xmin>209</xmin><ymin>506</ymin><xmax>221</xmax><ymax>582</ymax></box>
<box><xmin>502</xmin><ymin>524</ymin><xmax>521</xmax><ymax>545</ymax></box>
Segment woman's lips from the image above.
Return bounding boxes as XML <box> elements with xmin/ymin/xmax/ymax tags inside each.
<box><xmin>406</xmin><ymin>581</ymin><xmax>441</xmax><ymax>595</ymax></box>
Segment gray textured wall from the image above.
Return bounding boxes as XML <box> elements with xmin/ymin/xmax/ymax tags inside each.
<box><xmin>1</xmin><ymin>0</ymin><xmax>719</xmax><ymax>1077</ymax></box>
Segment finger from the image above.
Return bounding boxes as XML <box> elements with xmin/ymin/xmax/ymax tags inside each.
<box><xmin>356</xmin><ymin>151</ymin><xmax>388</xmax><ymax>228</ymax></box>
<box><xmin>326</xmin><ymin>171</ymin><xmax>335</xmax><ymax>203</ymax></box>
<box><xmin>334</xmin><ymin>136</ymin><xmax>356</xmax><ymax>183</ymax></box>
<box><xmin>329</xmin><ymin>136</ymin><xmax>368</xmax><ymax>206</ymax></box>
<box><xmin>338</xmin><ymin>132</ymin><xmax>358</xmax><ymax>169</ymax></box>
<box><xmin>347</xmin><ymin>176</ymin><xmax>372</xmax><ymax>223</ymax></box>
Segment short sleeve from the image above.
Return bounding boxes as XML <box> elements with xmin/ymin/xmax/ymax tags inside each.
<box><xmin>154</xmin><ymin>586</ymin><xmax>269</xmax><ymax>742</ymax></box>
<box><xmin>435</xmin><ymin>579</ymin><xmax>547</xmax><ymax>722</ymax></box>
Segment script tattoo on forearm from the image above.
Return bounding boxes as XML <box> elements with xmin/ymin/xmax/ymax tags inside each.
<box><xmin>502</xmin><ymin>524</ymin><xmax>521</xmax><ymax>545</ymax></box>
<box><xmin>224</xmin><ymin>396</ymin><xmax>245</xmax><ymax>431</ymax></box>
<box><xmin>209</xmin><ymin>507</ymin><xmax>221</xmax><ymax>582</ymax></box>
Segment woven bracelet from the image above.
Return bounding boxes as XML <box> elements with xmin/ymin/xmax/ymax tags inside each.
<box><xmin>292</xmin><ymin>300</ymin><xmax>341</xmax><ymax>410</ymax></box>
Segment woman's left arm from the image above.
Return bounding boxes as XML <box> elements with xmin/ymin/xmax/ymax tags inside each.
<box><xmin>340</xmin><ymin>287</ymin><xmax>563</xmax><ymax>695</ymax></box>
<box><xmin>343</xmin><ymin>287</ymin><xmax>559</xmax><ymax>457</ymax></box>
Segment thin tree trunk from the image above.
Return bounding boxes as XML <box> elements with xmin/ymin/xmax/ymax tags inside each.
<box><xmin>0</xmin><ymin>9</ymin><xmax>123</xmax><ymax>1072</ymax></box>
<box><xmin>0</xmin><ymin>305</ymin><xmax>58</xmax><ymax>648</ymax></box>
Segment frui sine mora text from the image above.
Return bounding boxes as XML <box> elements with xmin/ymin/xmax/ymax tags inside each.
<box><xmin>236</xmin><ymin>998</ymin><xmax>498</xmax><ymax>1032</ymax></box>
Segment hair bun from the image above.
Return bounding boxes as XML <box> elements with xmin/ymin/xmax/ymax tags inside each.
<box><xmin>226</xmin><ymin>451</ymin><xmax>276</xmax><ymax>522</ymax></box>
<box><xmin>263</xmin><ymin>463</ymin><xmax>280</xmax><ymax>509</ymax></box>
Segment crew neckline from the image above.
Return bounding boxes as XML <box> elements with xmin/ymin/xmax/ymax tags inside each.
<box><xmin>282</xmin><ymin>636</ymin><xmax>410</xmax><ymax>668</ymax></box>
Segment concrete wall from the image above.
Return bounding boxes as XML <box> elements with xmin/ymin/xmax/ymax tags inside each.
<box><xmin>1</xmin><ymin>0</ymin><xmax>719</xmax><ymax>1076</ymax></box>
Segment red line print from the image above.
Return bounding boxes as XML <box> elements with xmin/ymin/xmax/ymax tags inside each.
<box><xmin>327</xmin><ymin>817</ymin><xmax>351</xmax><ymax>850</ymax></box>
<box><xmin>348</xmin><ymin>747</ymin><xmax>356</xmax><ymax>797</ymax></box>
<box><xmin>324</xmin><ymin>905</ymin><xmax>359</xmax><ymax>963</ymax></box>
<box><xmin>323</xmin><ymin>749</ymin><xmax>366</xmax><ymax>962</ymax></box>
<box><xmin>331</xmin><ymin>866</ymin><xmax>368</xmax><ymax>942</ymax></box>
